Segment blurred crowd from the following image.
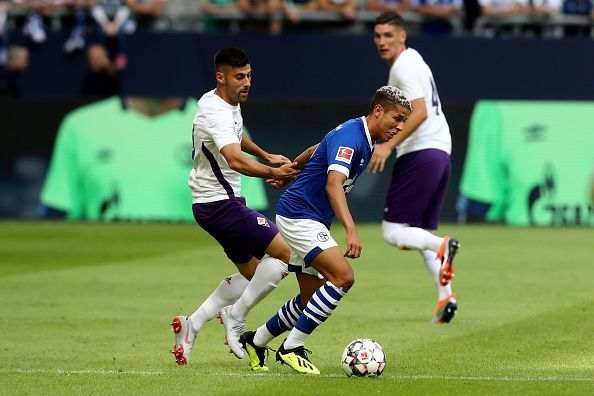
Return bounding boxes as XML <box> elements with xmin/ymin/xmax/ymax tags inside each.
<box><xmin>0</xmin><ymin>0</ymin><xmax>592</xmax><ymax>38</ymax></box>
<box><xmin>0</xmin><ymin>0</ymin><xmax>593</xmax><ymax>95</ymax></box>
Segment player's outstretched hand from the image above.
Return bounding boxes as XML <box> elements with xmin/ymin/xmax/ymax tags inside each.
<box><xmin>368</xmin><ymin>143</ymin><xmax>393</xmax><ymax>174</ymax></box>
<box><xmin>266</xmin><ymin>154</ymin><xmax>291</xmax><ymax>166</ymax></box>
<box><xmin>344</xmin><ymin>228</ymin><xmax>362</xmax><ymax>259</ymax></box>
<box><xmin>272</xmin><ymin>161</ymin><xmax>300</xmax><ymax>181</ymax></box>
<box><xmin>266</xmin><ymin>178</ymin><xmax>288</xmax><ymax>189</ymax></box>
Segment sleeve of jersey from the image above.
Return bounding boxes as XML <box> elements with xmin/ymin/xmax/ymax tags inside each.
<box><xmin>459</xmin><ymin>101</ymin><xmax>506</xmax><ymax>222</ymax></box>
<box><xmin>39</xmin><ymin>117</ymin><xmax>82</xmax><ymax>218</ymax></box>
<box><xmin>390</xmin><ymin>60</ymin><xmax>424</xmax><ymax>101</ymax></box>
<box><xmin>326</xmin><ymin>133</ymin><xmax>355</xmax><ymax>178</ymax></box>
<box><xmin>209</xmin><ymin>111</ymin><xmax>240</xmax><ymax>151</ymax></box>
<box><xmin>240</xmin><ymin>127</ymin><xmax>268</xmax><ymax>211</ymax></box>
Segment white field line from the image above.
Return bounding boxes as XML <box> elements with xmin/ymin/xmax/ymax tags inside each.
<box><xmin>0</xmin><ymin>368</ymin><xmax>592</xmax><ymax>382</ymax></box>
<box><xmin>0</xmin><ymin>368</ymin><xmax>164</xmax><ymax>376</ymax></box>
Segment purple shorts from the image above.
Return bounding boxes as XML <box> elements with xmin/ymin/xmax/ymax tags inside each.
<box><xmin>192</xmin><ymin>197</ymin><xmax>279</xmax><ymax>264</ymax></box>
<box><xmin>383</xmin><ymin>149</ymin><xmax>451</xmax><ymax>230</ymax></box>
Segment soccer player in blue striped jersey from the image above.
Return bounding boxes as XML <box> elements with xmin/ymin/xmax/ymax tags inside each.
<box><xmin>239</xmin><ymin>86</ymin><xmax>411</xmax><ymax>374</ymax></box>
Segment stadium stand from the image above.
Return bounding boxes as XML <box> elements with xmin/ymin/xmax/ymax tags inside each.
<box><xmin>1</xmin><ymin>0</ymin><xmax>591</xmax><ymax>36</ymax></box>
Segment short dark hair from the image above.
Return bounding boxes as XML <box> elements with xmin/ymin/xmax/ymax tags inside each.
<box><xmin>369</xmin><ymin>86</ymin><xmax>411</xmax><ymax>113</ymax></box>
<box><xmin>214</xmin><ymin>48</ymin><xmax>250</xmax><ymax>70</ymax></box>
<box><xmin>375</xmin><ymin>12</ymin><xmax>406</xmax><ymax>30</ymax></box>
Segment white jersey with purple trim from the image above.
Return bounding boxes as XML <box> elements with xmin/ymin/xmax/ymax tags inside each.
<box><xmin>188</xmin><ymin>89</ymin><xmax>244</xmax><ymax>204</ymax></box>
<box><xmin>388</xmin><ymin>48</ymin><xmax>451</xmax><ymax>158</ymax></box>
<box><xmin>276</xmin><ymin>117</ymin><xmax>374</xmax><ymax>228</ymax></box>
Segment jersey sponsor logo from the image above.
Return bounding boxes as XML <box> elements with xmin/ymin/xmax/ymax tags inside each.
<box><xmin>257</xmin><ymin>217</ymin><xmax>270</xmax><ymax>227</ymax></box>
<box><xmin>335</xmin><ymin>147</ymin><xmax>354</xmax><ymax>164</ymax></box>
<box><xmin>317</xmin><ymin>231</ymin><xmax>329</xmax><ymax>242</ymax></box>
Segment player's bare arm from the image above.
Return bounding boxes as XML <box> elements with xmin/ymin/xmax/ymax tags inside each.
<box><xmin>221</xmin><ymin>143</ymin><xmax>299</xmax><ymax>180</ymax></box>
<box><xmin>240</xmin><ymin>134</ymin><xmax>291</xmax><ymax>165</ymax></box>
<box><xmin>368</xmin><ymin>97</ymin><xmax>426</xmax><ymax>174</ymax></box>
<box><xmin>326</xmin><ymin>170</ymin><xmax>362</xmax><ymax>259</ymax></box>
<box><xmin>266</xmin><ymin>144</ymin><xmax>319</xmax><ymax>189</ymax></box>
<box><xmin>294</xmin><ymin>144</ymin><xmax>319</xmax><ymax>169</ymax></box>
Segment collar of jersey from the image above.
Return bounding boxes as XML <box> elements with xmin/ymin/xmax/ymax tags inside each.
<box><xmin>210</xmin><ymin>89</ymin><xmax>240</xmax><ymax>110</ymax></box>
<box><xmin>360</xmin><ymin>116</ymin><xmax>373</xmax><ymax>149</ymax></box>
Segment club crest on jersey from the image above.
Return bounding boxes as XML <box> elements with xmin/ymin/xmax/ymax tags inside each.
<box><xmin>335</xmin><ymin>147</ymin><xmax>354</xmax><ymax>164</ymax></box>
<box><xmin>317</xmin><ymin>232</ymin><xmax>329</xmax><ymax>242</ymax></box>
<box><xmin>257</xmin><ymin>217</ymin><xmax>270</xmax><ymax>227</ymax></box>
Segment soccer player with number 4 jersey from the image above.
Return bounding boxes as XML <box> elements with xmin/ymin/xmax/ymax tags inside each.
<box><xmin>371</xmin><ymin>12</ymin><xmax>460</xmax><ymax>324</ymax></box>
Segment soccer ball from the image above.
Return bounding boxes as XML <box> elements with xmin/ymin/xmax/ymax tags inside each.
<box><xmin>341</xmin><ymin>338</ymin><xmax>386</xmax><ymax>377</ymax></box>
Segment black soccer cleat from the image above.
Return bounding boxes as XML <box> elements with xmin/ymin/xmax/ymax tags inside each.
<box><xmin>240</xmin><ymin>331</ymin><xmax>269</xmax><ymax>371</ymax></box>
<box><xmin>434</xmin><ymin>295</ymin><xmax>458</xmax><ymax>324</ymax></box>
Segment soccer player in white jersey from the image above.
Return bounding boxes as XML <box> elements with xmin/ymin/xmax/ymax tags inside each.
<box><xmin>170</xmin><ymin>48</ymin><xmax>300</xmax><ymax>365</ymax></box>
<box><xmin>239</xmin><ymin>87</ymin><xmax>411</xmax><ymax>374</ymax></box>
<box><xmin>371</xmin><ymin>12</ymin><xmax>460</xmax><ymax>324</ymax></box>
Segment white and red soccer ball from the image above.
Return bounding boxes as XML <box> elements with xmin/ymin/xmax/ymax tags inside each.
<box><xmin>341</xmin><ymin>338</ymin><xmax>386</xmax><ymax>377</ymax></box>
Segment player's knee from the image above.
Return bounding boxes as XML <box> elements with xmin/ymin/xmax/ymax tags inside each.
<box><xmin>382</xmin><ymin>222</ymin><xmax>408</xmax><ymax>248</ymax></box>
<box><xmin>335</xmin><ymin>268</ymin><xmax>355</xmax><ymax>291</ymax></box>
<box><xmin>382</xmin><ymin>228</ymin><xmax>396</xmax><ymax>245</ymax></box>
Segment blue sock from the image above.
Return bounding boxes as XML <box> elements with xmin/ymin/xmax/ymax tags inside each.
<box><xmin>265</xmin><ymin>294</ymin><xmax>303</xmax><ymax>337</ymax></box>
<box><xmin>294</xmin><ymin>281</ymin><xmax>346</xmax><ymax>335</ymax></box>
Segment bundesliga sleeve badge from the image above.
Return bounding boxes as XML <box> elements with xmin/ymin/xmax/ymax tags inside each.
<box><xmin>335</xmin><ymin>147</ymin><xmax>354</xmax><ymax>164</ymax></box>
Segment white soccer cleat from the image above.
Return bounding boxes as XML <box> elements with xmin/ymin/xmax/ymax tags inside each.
<box><xmin>218</xmin><ymin>306</ymin><xmax>245</xmax><ymax>359</ymax></box>
<box><xmin>170</xmin><ymin>316</ymin><xmax>196</xmax><ymax>365</ymax></box>
<box><xmin>437</xmin><ymin>236</ymin><xmax>460</xmax><ymax>286</ymax></box>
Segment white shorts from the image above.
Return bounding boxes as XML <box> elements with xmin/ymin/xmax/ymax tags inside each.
<box><xmin>275</xmin><ymin>214</ymin><xmax>338</xmax><ymax>278</ymax></box>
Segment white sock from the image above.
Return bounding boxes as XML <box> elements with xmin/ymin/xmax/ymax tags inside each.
<box><xmin>421</xmin><ymin>250</ymin><xmax>453</xmax><ymax>301</ymax></box>
<box><xmin>382</xmin><ymin>221</ymin><xmax>443</xmax><ymax>252</ymax></box>
<box><xmin>283</xmin><ymin>328</ymin><xmax>309</xmax><ymax>350</ymax></box>
<box><xmin>189</xmin><ymin>273</ymin><xmax>249</xmax><ymax>333</ymax></box>
<box><xmin>253</xmin><ymin>324</ymin><xmax>275</xmax><ymax>347</ymax></box>
<box><xmin>230</xmin><ymin>257</ymin><xmax>287</xmax><ymax>321</ymax></box>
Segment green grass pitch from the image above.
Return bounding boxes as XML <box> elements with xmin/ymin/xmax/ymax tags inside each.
<box><xmin>0</xmin><ymin>222</ymin><xmax>593</xmax><ymax>394</ymax></box>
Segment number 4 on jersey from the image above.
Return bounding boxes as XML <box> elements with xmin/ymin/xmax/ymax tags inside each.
<box><xmin>430</xmin><ymin>77</ymin><xmax>440</xmax><ymax>116</ymax></box>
